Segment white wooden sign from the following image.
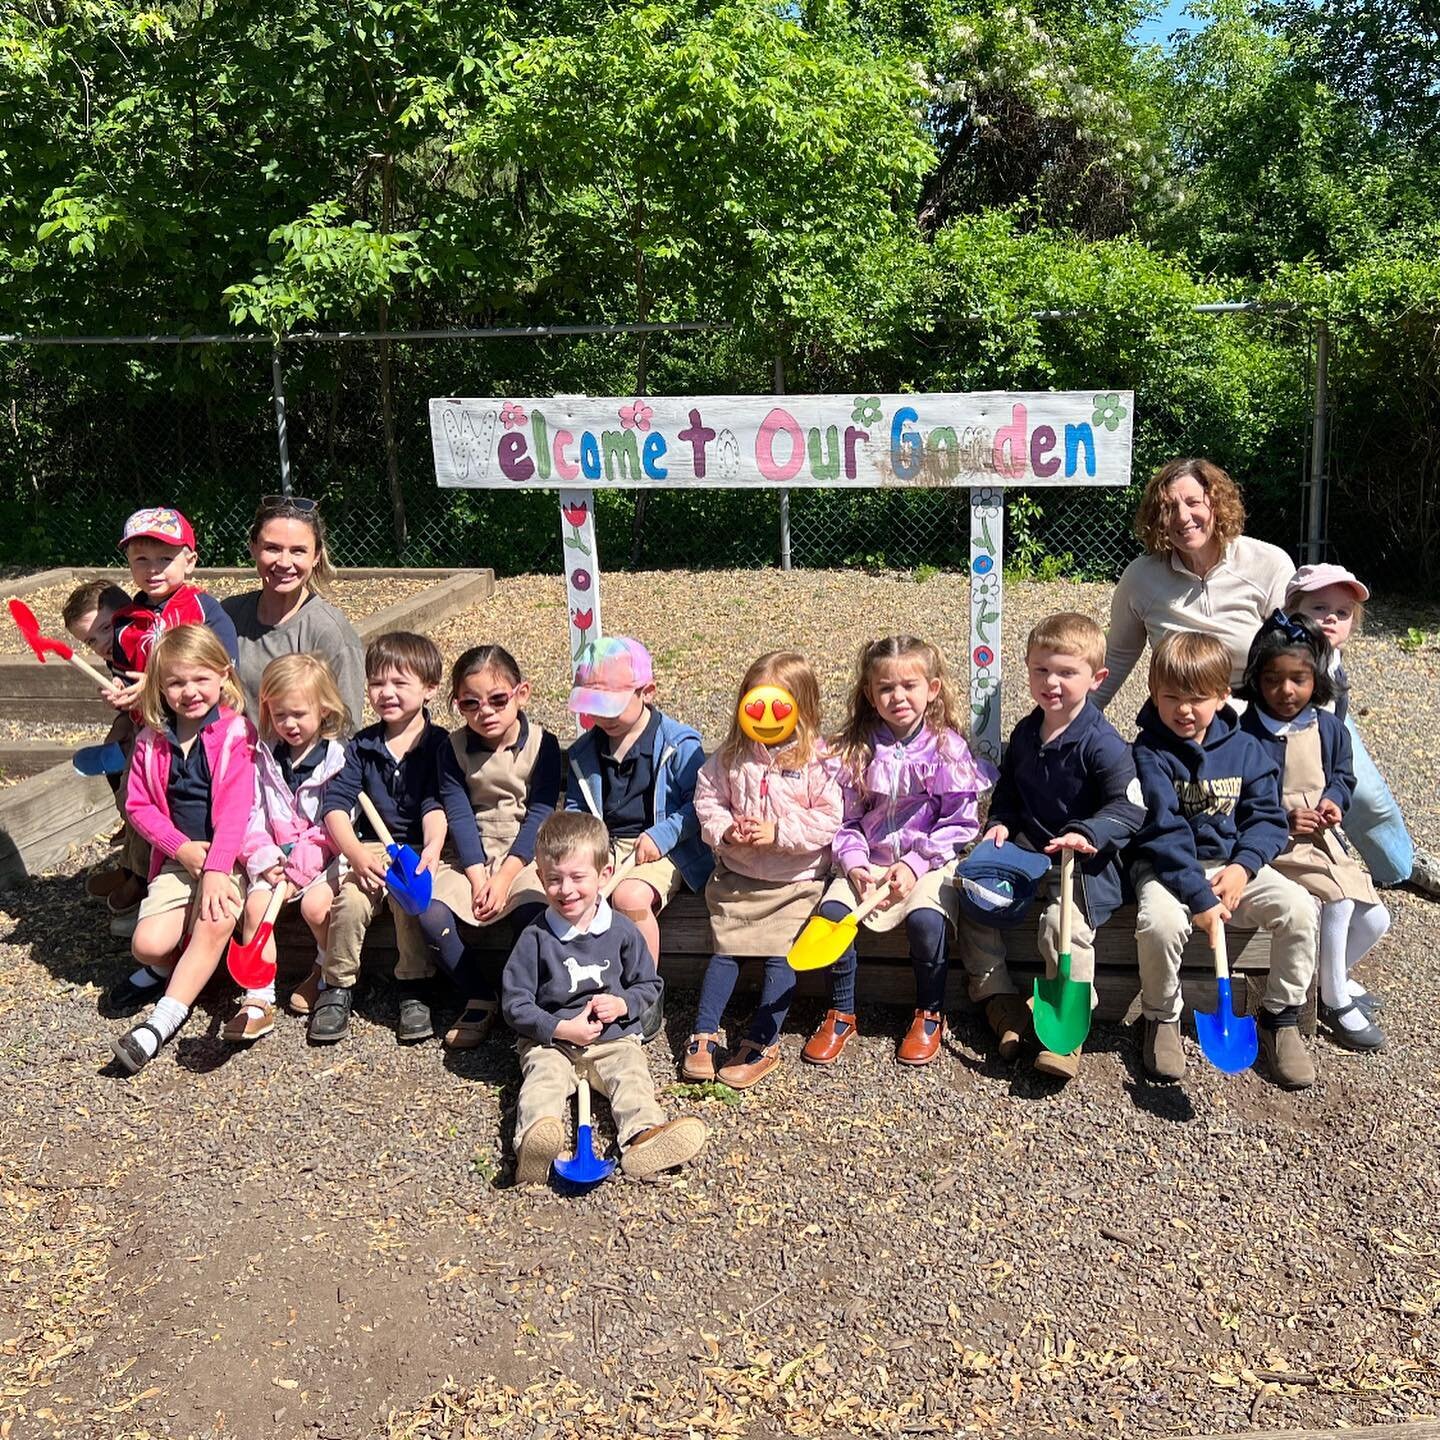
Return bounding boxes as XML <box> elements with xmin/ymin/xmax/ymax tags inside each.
<box><xmin>431</xmin><ymin>391</ymin><xmax>1133</xmax><ymax>490</ymax></box>
<box><xmin>429</xmin><ymin>390</ymin><xmax>1135</xmax><ymax>763</ymax></box>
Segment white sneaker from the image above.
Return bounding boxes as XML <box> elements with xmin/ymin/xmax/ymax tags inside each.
<box><xmin>1409</xmin><ymin>850</ymin><xmax>1440</xmax><ymax>900</ymax></box>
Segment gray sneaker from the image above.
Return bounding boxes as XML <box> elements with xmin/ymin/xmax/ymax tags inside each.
<box><xmin>1142</xmin><ymin>1018</ymin><xmax>1186</xmax><ymax>1081</ymax></box>
<box><xmin>1319</xmin><ymin>1001</ymin><xmax>1386</xmax><ymax>1052</ymax></box>
<box><xmin>1408</xmin><ymin>850</ymin><xmax>1440</xmax><ymax>900</ymax></box>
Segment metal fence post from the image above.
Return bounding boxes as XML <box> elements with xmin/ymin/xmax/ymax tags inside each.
<box><xmin>1304</xmin><ymin>317</ymin><xmax>1329</xmax><ymax>564</ymax></box>
<box><xmin>774</xmin><ymin>347</ymin><xmax>791</xmax><ymax>570</ymax></box>
<box><xmin>271</xmin><ymin>343</ymin><xmax>293</xmax><ymax>496</ymax></box>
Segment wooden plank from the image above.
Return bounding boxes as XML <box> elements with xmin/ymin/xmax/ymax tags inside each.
<box><xmin>3</xmin><ymin>567</ymin><xmax>79</xmax><ymax>598</ymax></box>
<box><xmin>0</xmin><ymin>760</ymin><xmax>116</xmax><ymax>886</ymax></box>
<box><xmin>353</xmin><ymin>570</ymin><xmax>494</xmax><ymax>640</ymax></box>
<box><xmin>0</xmin><ymin>741</ymin><xmax>80</xmax><ymax>778</ymax></box>
<box><xmin>1192</xmin><ymin>1427</ymin><xmax>1440</xmax><ymax>1440</ymax></box>
<box><xmin>0</xmin><ymin>659</ymin><xmax>106</xmax><ymax>701</ymax></box>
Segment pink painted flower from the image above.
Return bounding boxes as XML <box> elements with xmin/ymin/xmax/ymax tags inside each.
<box><xmin>500</xmin><ymin>401</ymin><xmax>528</xmax><ymax>430</ymax></box>
<box><xmin>619</xmin><ymin>399</ymin><xmax>652</xmax><ymax>431</ymax></box>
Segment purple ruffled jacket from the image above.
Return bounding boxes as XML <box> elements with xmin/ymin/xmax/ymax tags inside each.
<box><xmin>831</xmin><ymin>724</ymin><xmax>996</xmax><ymax>880</ymax></box>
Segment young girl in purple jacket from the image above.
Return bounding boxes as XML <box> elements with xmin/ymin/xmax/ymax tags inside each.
<box><xmin>803</xmin><ymin>636</ymin><xmax>995</xmax><ymax>1069</ymax></box>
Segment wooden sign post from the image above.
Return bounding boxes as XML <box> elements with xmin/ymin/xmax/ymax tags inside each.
<box><xmin>430</xmin><ymin>390</ymin><xmax>1133</xmax><ymax>763</ymax></box>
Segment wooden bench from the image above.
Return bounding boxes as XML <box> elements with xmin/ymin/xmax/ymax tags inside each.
<box><xmin>276</xmin><ymin>893</ymin><xmax>1302</xmax><ymax>1031</ymax></box>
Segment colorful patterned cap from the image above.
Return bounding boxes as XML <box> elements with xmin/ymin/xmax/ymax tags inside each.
<box><xmin>118</xmin><ymin>507</ymin><xmax>196</xmax><ymax>552</ymax></box>
<box><xmin>567</xmin><ymin>636</ymin><xmax>654</xmax><ymax>718</ymax></box>
<box><xmin>1286</xmin><ymin>563</ymin><xmax>1369</xmax><ymax>604</ymax></box>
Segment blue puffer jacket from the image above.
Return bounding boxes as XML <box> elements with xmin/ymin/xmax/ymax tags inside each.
<box><xmin>564</xmin><ymin>708</ymin><xmax>714</xmax><ymax>893</ymax></box>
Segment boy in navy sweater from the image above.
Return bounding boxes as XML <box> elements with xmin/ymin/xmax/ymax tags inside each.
<box><xmin>502</xmin><ymin>813</ymin><xmax>708</xmax><ymax>1185</ymax></box>
<box><xmin>313</xmin><ymin>632</ymin><xmax>449</xmax><ymax>1044</ymax></box>
<box><xmin>966</xmin><ymin>614</ymin><xmax>1145</xmax><ymax>1082</ymax></box>
<box><xmin>1131</xmin><ymin>631</ymin><xmax>1318</xmax><ymax>1088</ymax></box>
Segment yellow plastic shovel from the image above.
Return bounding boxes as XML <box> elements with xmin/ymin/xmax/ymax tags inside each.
<box><xmin>787</xmin><ymin>885</ymin><xmax>892</xmax><ymax>972</ymax></box>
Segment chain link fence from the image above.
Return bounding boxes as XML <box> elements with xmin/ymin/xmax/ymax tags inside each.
<box><xmin>0</xmin><ymin>330</ymin><xmax>1312</xmax><ymax>581</ymax></box>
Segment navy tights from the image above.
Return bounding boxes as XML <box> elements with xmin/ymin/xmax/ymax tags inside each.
<box><xmin>824</xmin><ymin>899</ymin><xmax>948</xmax><ymax>1013</ymax></box>
<box><xmin>417</xmin><ymin>899</ymin><xmax>544</xmax><ymax>1002</ymax></box>
<box><xmin>694</xmin><ymin>954</ymin><xmax>796</xmax><ymax>1047</ymax></box>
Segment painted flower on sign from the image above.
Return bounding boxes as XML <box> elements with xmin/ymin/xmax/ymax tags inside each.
<box><xmin>500</xmin><ymin>401</ymin><xmax>528</xmax><ymax>430</ymax></box>
<box><xmin>851</xmin><ymin>396</ymin><xmax>882</xmax><ymax>425</ymax></box>
<box><xmin>571</xmin><ymin>608</ymin><xmax>594</xmax><ymax>633</ymax></box>
<box><xmin>571</xmin><ymin>568</ymin><xmax>591</xmax><ymax>592</ymax></box>
<box><xmin>619</xmin><ymin>399</ymin><xmax>653</xmax><ymax>431</ymax></box>
<box><xmin>1092</xmin><ymin>394</ymin><xmax>1126</xmax><ymax>432</ymax></box>
<box><xmin>562</xmin><ymin>500</ymin><xmax>589</xmax><ymax>528</ymax></box>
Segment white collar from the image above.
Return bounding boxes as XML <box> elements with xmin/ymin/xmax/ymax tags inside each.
<box><xmin>544</xmin><ymin>897</ymin><xmax>613</xmax><ymax>941</ymax></box>
<box><xmin>1257</xmin><ymin>705</ymin><xmax>1317</xmax><ymax>737</ymax></box>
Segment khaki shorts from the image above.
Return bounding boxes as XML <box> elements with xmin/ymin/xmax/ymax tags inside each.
<box><xmin>609</xmin><ymin>835</ymin><xmax>684</xmax><ymax>911</ymax></box>
<box><xmin>137</xmin><ymin>859</ymin><xmax>246</xmax><ymax>920</ymax></box>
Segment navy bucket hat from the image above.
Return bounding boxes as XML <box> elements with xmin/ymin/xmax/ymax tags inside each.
<box><xmin>955</xmin><ymin>839</ymin><xmax>1053</xmax><ymax>928</ymax></box>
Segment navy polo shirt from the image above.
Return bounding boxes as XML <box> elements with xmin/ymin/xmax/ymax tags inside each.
<box><xmin>276</xmin><ymin>738</ymin><xmax>325</xmax><ymax>795</ymax></box>
<box><xmin>323</xmin><ymin>715</ymin><xmax>447</xmax><ymax>848</ymax></box>
<box><xmin>163</xmin><ymin>704</ymin><xmax>220</xmax><ymax>843</ymax></box>
<box><xmin>598</xmin><ymin>707</ymin><xmax>660</xmax><ymax>839</ymax></box>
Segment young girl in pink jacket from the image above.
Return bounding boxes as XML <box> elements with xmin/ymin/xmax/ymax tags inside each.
<box><xmin>687</xmin><ymin>652</ymin><xmax>842</xmax><ymax>1089</ymax></box>
<box><xmin>110</xmin><ymin>626</ymin><xmax>257</xmax><ymax>1074</ymax></box>
<box><xmin>229</xmin><ymin>654</ymin><xmax>350</xmax><ymax>1042</ymax></box>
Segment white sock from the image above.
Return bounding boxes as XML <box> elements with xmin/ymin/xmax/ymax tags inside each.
<box><xmin>1346</xmin><ymin>900</ymin><xmax>1390</xmax><ymax>970</ymax></box>
<box><xmin>134</xmin><ymin>996</ymin><xmax>190</xmax><ymax>1057</ymax></box>
<box><xmin>1347</xmin><ymin>978</ymin><xmax>1371</xmax><ymax>1001</ymax></box>
<box><xmin>241</xmin><ymin>982</ymin><xmax>276</xmax><ymax>1010</ymax></box>
<box><xmin>315</xmin><ymin>950</ymin><xmax>328</xmax><ymax>991</ymax></box>
<box><xmin>127</xmin><ymin>964</ymin><xmax>167</xmax><ymax>989</ymax></box>
<box><xmin>1318</xmin><ymin>900</ymin><xmax>1354</xmax><ymax>1010</ymax></box>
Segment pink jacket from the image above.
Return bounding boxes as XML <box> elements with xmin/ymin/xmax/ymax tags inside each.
<box><xmin>240</xmin><ymin>738</ymin><xmax>347</xmax><ymax>888</ymax></box>
<box><xmin>694</xmin><ymin>742</ymin><xmax>843</xmax><ymax>882</ymax></box>
<box><xmin>126</xmin><ymin>708</ymin><xmax>257</xmax><ymax>882</ymax></box>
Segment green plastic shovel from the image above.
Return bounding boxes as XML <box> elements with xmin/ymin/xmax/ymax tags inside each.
<box><xmin>1032</xmin><ymin>848</ymin><xmax>1092</xmax><ymax>1055</ymax></box>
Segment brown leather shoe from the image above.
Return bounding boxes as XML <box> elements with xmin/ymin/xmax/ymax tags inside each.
<box><xmin>985</xmin><ymin>994</ymin><xmax>1030</xmax><ymax>1061</ymax></box>
<box><xmin>897</xmin><ymin>1009</ymin><xmax>945</xmax><ymax>1066</ymax></box>
<box><xmin>681</xmin><ymin>1031</ymin><xmax>719</xmax><ymax>1082</ymax></box>
<box><xmin>717</xmin><ymin>1039</ymin><xmax>781</xmax><ymax>1090</ymax></box>
<box><xmin>621</xmin><ymin>1116</ymin><xmax>709</xmax><ymax>1177</ymax></box>
<box><xmin>802</xmin><ymin>1010</ymin><xmax>857</xmax><ymax>1065</ymax></box>
<box><xmin>288</xmin><ymin>964</ymin><xmax>323</xmax><ymax>1015</ymax></box>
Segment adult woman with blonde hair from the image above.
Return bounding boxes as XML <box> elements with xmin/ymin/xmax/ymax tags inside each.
<box><xmin>1094</xmin><ymin>458</ymin><xmax>1295</xmax><ymax>709</ymax></box>
<box><xmin>221</xmin><ymin>495</ymin><xmax>365</xmax><ymax>727</ymax></box>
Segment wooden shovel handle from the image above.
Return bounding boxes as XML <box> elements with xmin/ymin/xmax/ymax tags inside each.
<box><xmin>67</xmin><ymin>651</ymin><xmax>120</xmax><ymax>691</ymax></box>
<box><xmin>852</xmin><ymin>884</ymin><xmax>893</xmax><ymax>924</ymax></box>
<box><xmin>1212</xmin><ymin>922</ymin><xmax>1230</xmax><ymax>981</ymax></box>
<box><xmin>600</xmin><ymin>854</ymin><xmax>638</xmax><ymax>899</ymax></box>
<box><xmin>356</xmin><ymin>792</ymin><xmax>397</xmax><ymax>851</ymax></box>
<box><xmin>575</xmin><ymin>1075</ymin><xmax>592</xmax><ymax>1128</ymax></box>
<box><xmin>259</xmin><ymin>882</ymin><xmax>288</xmax><ymax>928</ymax></box>
<box><xmin>1057</xmin><ymin>848</ymin><xmax>1075</xmax><ymax>956</ymax></box>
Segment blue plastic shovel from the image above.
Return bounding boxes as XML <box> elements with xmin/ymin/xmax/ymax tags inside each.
<box><xmin>552</xmin><ymin>1077</ymin><xmax>615</xmax><ymax>1188</ymax></box>
<box><xmin>1194</xmin><ymin>923</ymin><xmax>1258</xmax><ymax>1073</ymax></box>
<box><xmin>356</xmin><ymin>793</ymin><xmax>433</xmax><ymax>916</ymax></box>
<box><xmin>73</xmin><ymin>742</ymin><xmax>127</xmax><ymax>777</ymax></box>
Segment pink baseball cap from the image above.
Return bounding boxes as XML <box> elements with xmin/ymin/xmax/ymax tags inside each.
<box><xmin>118</xmin><ymin>506</ymin><xmax>196</xmax><ymax>552</ymax></box>
<box><xmin>567</xmin><ymin>637</ymin><xmax>654</xmax><ymax>718</ymax></box>
<box><xmin>1287</xmin><ymin>563</ymin><xmax>1370</xmax><ymax>604</ymax></box>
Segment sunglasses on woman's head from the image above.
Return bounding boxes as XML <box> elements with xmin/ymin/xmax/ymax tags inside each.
<box><xmin>259</xmin><ymin>494</ymin><xmax>319</xmax><ymax>513</ymax></box>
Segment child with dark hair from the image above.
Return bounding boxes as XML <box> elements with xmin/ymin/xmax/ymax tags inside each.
<box><xmin>419</xmin><ymin>644</ymin><xmax>560</xmax><ymax>1049</ymax></box>
<box><xmin>312</xmin><ymin>632</ymin><xmax>449</xmax><ymax>1044</ymax></box>
<box><xmin>1239</xmin><ymin>611</ymin><xmax>1389</xmax><ymax>1050</ymax></box>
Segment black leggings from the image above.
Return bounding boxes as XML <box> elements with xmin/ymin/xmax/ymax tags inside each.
<box><xmin>416</xmin><ymin>899</ymin><xmax>544</xmax><ymax>1001</ymax></box>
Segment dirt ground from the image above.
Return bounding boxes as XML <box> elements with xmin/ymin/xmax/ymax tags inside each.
<box><xmin>2</xmin><ymin>570</ymin><xmax>1439</xmax><ymax>1439</ymax></box>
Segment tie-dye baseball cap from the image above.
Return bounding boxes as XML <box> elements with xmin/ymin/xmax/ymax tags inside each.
<box><xmin>567</xmin><ymin>637</ymin><xmax>654</xmax><ymax>718</ymax></box>
<box><xmin>118</xmin><ymin>507</ymin><xmax>196</xmax><ymax>552</ymax></box>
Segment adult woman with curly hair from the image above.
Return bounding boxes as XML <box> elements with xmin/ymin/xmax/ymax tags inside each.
<box><xmin>1093</xmin><ymin>458</ymin><xmax>1295</xmax><ymax>709</ymax></box>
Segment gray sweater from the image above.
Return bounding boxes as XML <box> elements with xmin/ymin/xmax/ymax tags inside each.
<box><xmin>501</xmin><ymin>901</ymin><xmax>661</xmax><ymax>1045</ymax></box>
<box><xmin>222</xmin><ymin>590</ymin><xmax>366</xmax><ymax>734</ymax></box>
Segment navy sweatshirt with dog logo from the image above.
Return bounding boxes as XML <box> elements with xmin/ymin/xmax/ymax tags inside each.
<box><xmin>501</xmin><ymin>898</ymin><xmax>661</xmax><ymax>1046</ymax></box>
<box><xmin>1130</xmin><ymin>700</ymin><xmax>1288</xmax><ymax>915</ymax></box>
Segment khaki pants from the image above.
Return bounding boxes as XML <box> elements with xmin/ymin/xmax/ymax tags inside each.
<box><xmin>957</xmin><ymin>887</ymin><xmax>1099</xmax><ymax>1001</ymax></box>
<box><xmin>1134</xmin><ymin>861</ymin><xmax>1318</xmax><ymax>1022</ymax></box>
<box><xmin>514</xmin><ymin>1035</ymin><xmax>666</xmax><ymax>1150</ymax></box>
<box><xmin>325</xmin><ymin>842</ymin><xmax>430</xmax><ymax>987</ymax></box>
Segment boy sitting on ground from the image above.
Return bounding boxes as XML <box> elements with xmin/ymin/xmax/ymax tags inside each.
<box><xmin>502</xmin><ymin>813</ymin><xmax>708</xmax><ymax>1184</ymax></box>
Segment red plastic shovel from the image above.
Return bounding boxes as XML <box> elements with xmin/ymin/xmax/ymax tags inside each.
<box><xmin>7</xmin><ymin>597</ymin><xmax>119</xmax><ymax>691</ymax></box>
<box><xmin>226</xmin><ymin>884</ymin><xmax>286</xmax><ymax>989</ymax></box>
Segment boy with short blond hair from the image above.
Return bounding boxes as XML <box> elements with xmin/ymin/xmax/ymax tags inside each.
<box><xmin>1131</xmin><ymin>630</ymin><xmax>1319</xmax><ymax>1088</ymax></box>
<box><xmin>962</xmin><ymin>612</ymin><xmax>1144</xmax><ymax>1082</ymax></box>
<box><xmin>502</xmin><ymin>812</ymin><xmax>708</xmax><ymax>1184</ymax></box>
<box><xmin>312</xmin><ymin>631</ymin><xmax>449</xmax><ymax>1044</ymax></box>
